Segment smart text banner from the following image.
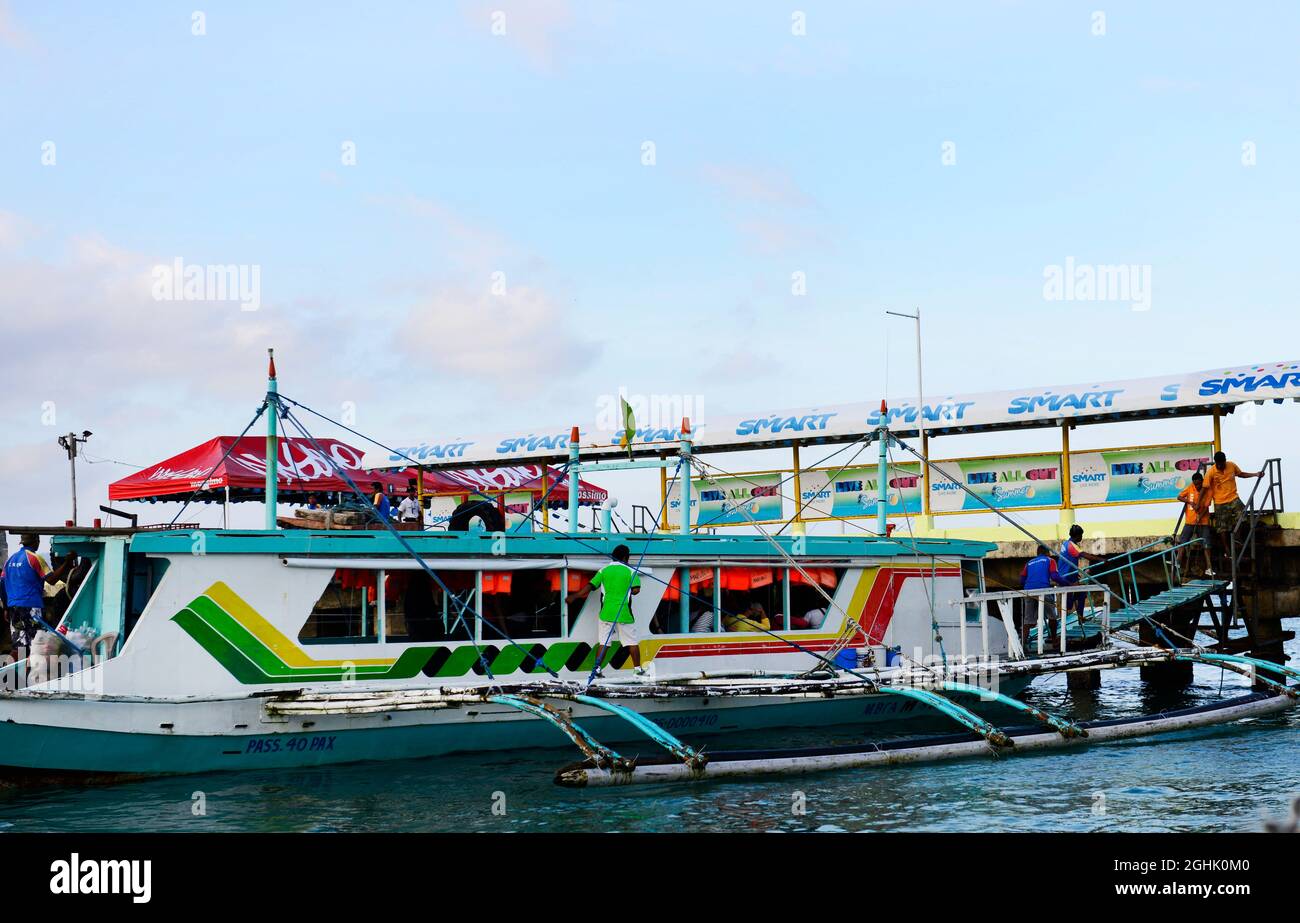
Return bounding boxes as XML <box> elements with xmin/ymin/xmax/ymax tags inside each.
<box><xmin>1068</xmin><ymin>443</ymin><xmax>1212</xmax><ymax>506</ymax></box>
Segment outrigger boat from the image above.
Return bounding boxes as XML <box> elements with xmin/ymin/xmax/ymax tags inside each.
<box><xmin>0</xmin><ymin>354</ymin><xmax>1295</xmax><ymax>783</ymax></box>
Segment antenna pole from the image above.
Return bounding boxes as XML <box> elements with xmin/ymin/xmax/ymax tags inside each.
<box><xmin>265</xmin><ymin>349</ymin><xmax>279</xmax><ymax>531</ymax></box>
<box><xmin>876</xmin><ymin>401</ymin><xmax>889</xmax><ymax>536</ymax></box>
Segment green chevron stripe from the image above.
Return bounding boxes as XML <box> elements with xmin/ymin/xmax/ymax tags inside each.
<box><xmin>173</xmin><ymin>607</ymin><xmax>271</xmax><ymax>684</ymax></box>
<box><xmin>172</xmin><ymin>585</ymin><xmax>629</xmax><ymax>684</ymax></box>
<box><xmin>187</xmin><ymin>595</ymin><xmax>391</xmax><ymax>679</ymax></box>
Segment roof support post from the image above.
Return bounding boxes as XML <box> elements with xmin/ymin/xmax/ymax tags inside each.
<box><xmin>567</xmin><ymin>426</ymin><xmax>581</xmax><ymax>535</ymax></box>
<box><xmin>265</xmin><ymin>349</ymin><xmax>279</xmax><ymax>531</ymax></box>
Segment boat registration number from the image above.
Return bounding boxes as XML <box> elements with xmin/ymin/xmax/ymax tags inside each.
<box><xmin>244</xmin><ymin>735</ymin><xmax>337</xmax><ymax>754</ymax></box>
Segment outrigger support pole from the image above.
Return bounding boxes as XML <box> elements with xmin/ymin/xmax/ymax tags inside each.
<box><xmin>874</xmin><ymin>686</ymin><xmax>1014</xmax><ymax>748</ymax></box>
<box><xmin>1178</xmin><ymin>651</ymin><xmax>1300</xmax><ymax>685</ymax></box>
<box><xmin>488</xmin><ymin>695</ymin><xmax>633</xmax><ymax>771</ymax></box>
<box><xmin>570</xmin><ymin>693</ymin><xmax>708</xmax><ymax>770</ymax></box>
<box><xmin>1174</xmin><ymin>653</ymin><xmax>1299</xmax><ymax>698</ymax></box>
<box><xmin>938</xmin><ymin>682</ymin><xmax>1086</xmax><ymax>738</ymax></box>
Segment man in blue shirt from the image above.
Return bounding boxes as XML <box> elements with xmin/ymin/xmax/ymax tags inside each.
<box><xmin>1019</xmin><ymin>543</ymin><xmax>1063</xmax><ymax>645</ymax></box>
<box><xmin>1</xmin><ymin>534</ymin><xmax>77</xmax><ymax>655</ymax></box>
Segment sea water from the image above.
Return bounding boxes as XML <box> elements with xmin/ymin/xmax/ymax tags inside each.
<box><xmin>0</xmin><ymin>634</ymin><xmax>1295</xmax><ymax>833</ymax></box>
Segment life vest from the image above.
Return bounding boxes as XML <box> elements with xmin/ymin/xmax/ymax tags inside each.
<box><xmin>1058</xmin><ymin>541</ymin><xmax>1081</xmax><ymax>581</ymax></box>
<box><xmin>3</xmin><ymin>549</ymin><xmax>47</xmax><ymax>609</ymax></box>
<box><xmin>1023</xmin><ymin>555</ymin><xmax>1055</xmax><ymax>590</ymax></box>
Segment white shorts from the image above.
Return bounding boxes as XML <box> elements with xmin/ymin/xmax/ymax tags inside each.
<box><xmin>595</xmin><ymin>620</ymin><xmax>638</xmax><ymax>648</ymax></box>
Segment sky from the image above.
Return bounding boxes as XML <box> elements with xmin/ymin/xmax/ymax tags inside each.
<box><xmin>1</xmin><ymin>1</ymin><xmax>1297</xmax><ymax>534</ymax></box>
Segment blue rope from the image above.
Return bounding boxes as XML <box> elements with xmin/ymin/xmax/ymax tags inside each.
<box><xmin>278</xmin><ymin>401</ymin><xmax>560</xmax><ymax>683</ymax></box>
<box><xmin>281</xmin><ymin>394</ymin><xmax>889</xmax><ymax>685</ymax></box>
<box><xmin>583</xmin><ymin>460</ymin><xmax>681</xmax><ymax>687</ymax></box>
<box><xmin>512</xmin><ymin>461</ymin><xmax>572</xmax><ymax>535</ymax></box>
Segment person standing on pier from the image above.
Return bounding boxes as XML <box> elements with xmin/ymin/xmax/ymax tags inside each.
<box><xmin>0</xmin><ymin>534</ymin><xmax>77</xmax><ymax>656</ymax></box>
<box><xmin>1202</xmin><ymin>452</ymin><xmax>1263</xmax><ymax>572</ymax></box>
<box><xmin>567</xmin><ymin>544</ymin><xmax>647</xmax><ymax>677</ymax></box>
<box><xmin>1175</xmin><ymin>471</ymin><xmax>1214</xmax><ymax>578</ymax></box>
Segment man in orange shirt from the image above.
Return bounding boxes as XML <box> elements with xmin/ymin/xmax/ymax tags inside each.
<box><xmin>1203</xmin><ymin>451</ymin><xmax>1263</xmax><ymax>569</ymax></box>
<box><xmin>1175</xmin><ymin>471</ymin><xmax>1213</xmax><ymax>578</ymax></box>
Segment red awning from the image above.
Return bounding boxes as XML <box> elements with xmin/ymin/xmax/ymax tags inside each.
<box><xmin>108</xmin><ymin>437</ymin><xmax>608</xmax><ymax>506</ymax></box>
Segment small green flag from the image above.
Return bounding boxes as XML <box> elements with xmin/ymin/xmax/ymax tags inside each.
<box><xmin>619</xmin><ymin>397</ymin><xmax>636</xmax><ymax>459</ymax></box>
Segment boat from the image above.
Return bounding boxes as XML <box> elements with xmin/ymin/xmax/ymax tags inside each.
<box><xmin>0</xmin><ymin>353</ymin><xmax>1294</xmax><ymax>781</ymax></box>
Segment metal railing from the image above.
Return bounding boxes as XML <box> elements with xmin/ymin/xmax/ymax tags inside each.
<box><xmin>1227</xmin><ymin>458</ymin><xmax>1284</xmax><ymax>625</ymax></box>
<box><xmin>631</xmin><ymin>504</ymin><xmax>659</xmax><ymax>533</ymax></box>
<box><xmin>952</xmin><ymin>585</ymin><xmax>1112</xmax><ymax>661</ymax></box>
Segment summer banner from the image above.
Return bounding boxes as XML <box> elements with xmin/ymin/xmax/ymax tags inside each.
<box><xmin>669</xmin><ymin>473</ymin><xmax>785</xmax><ymax>527</ymax></box>
<box><xmin>929</xmin><ymin>453</ymin><xmax>1064</xmax><ymax>513</ymax></box>
<box><xmin>1068</xmin><ymin>443</ymin><xmax>1212</xmax><ymax>506</ymax></box>
<box><xmin>800</xmin><ymin>463</ymin><xmax>923</xmax><ymax>519</ymax></box>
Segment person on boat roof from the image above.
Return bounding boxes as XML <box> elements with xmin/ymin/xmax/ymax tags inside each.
<box><xmin>370</xmin><ymin>481</ymin><xmax>393</xmax><ymax>523</ymax></box>
<box><xmin>1175</xmin><ymin>471</ymin><xmax>1214</xmax><ymax>578</ymax></box>
<box><xmin>566</xmin><ymin>544</ymin><xmax>647</xmax><ymax>677</ymax></box>
<box><xmin>1202</xmin><ymin>451</ymin><xmax>1263</xmax><ymax>572</ymax></box>
<box><xmin>398</xmin><ymin>485</ymin><xmax>421</xmax><ymax>525</ymax></box>
<box><xmin>0</xmin><ymin>534</ymin><xmax>77</xmax><ymax>656</ymax></box>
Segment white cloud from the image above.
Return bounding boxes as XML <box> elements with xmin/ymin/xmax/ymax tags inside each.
<box><xmin>698</xmin><ymin>164</ymin><xmax>831</xmax><ymax>256</ymax></box>
<box><xmin>700</xmin><ymin>164</ymin><xmax>812</xmax><ymax>209</ymax></box>
<box><xmin>460</xmin><ymin>0</ymin><xmax>575</xmax><ymax>73</ymax></box>
<box><xmin>398</xmin><ymin>285</ymin><xmax>599</xmax><ymax>397</ymax></box>
<box><xmin>0</xmin><ymin>1</ymin><xmax>34</xmax><ymax>51</ymax></box>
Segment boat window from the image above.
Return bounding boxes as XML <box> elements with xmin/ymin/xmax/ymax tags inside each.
<box><xmin>786</xmin><ymin>567</ymin><xmax>845</xmax><ymax>631</ymax></box>
<box><xmin>651</xmin><ymin>568</ymin><xmax>714</xmax><ymax>634</ymax></box>
<box><xmin>720</xmin><ymin>567</ymin><xmax>781</xmax><ymax>633</ymax></box>
<box><xmin>482</xmin><ymin>569</ymin><xmax>563</xmax><ymax>640</ymax></box>
<box><xmin>400</xmin><ymin>570</ymin><xmax>476</xmax><ymax>642</ymax></box>
<box><xmin>299</xmin><ymin>568</ymin><xmax>381</xmax><ymax>644</ymax></box>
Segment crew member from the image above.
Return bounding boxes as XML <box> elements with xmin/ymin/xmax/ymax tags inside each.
<box><xmin>1020</xmin><ymin>543</ymin><xmax>1063</xmax><ymax>644</ymax></box>
<box><xmin>1059</xmin><ymin>524</ymin><xmax>1105</xmax><ymax>628</ymax></box>
<box><xmin>371</xmin><ymin>481</ymin><xmax>392</xmax><ymax>523</ymax></box>
<box><xmin>1202</xmin><ymin>451</ymin><xmax>1263</xmax><ymax>571</ymax></box>
<box><xmin>398</xmin><ymin>485</ymin><xmax>421</xmax><ymax>524</ymax></box>
<box><xmin>1175</xmin><ymin>471</ymin><xmax>1214</xmax><ymax>578</ymax></box>
<box><xmin>1</xmin><ymin>534</ymin><xmax>77</xmax><ymax>655</ymax></box>
<box><xmin>566</xmin><ymin>544</ymin><xmax>646</xmax><ymax>676</ymax></box>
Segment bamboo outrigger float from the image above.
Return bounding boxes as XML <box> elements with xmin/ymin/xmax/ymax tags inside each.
<box><xmin>0</xmin><ymin>352</ymin><xmax>1294</xmax><ymax>782</ymax></box>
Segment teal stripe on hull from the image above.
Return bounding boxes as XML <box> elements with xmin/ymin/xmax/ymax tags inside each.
<box><xmin>0</xmin><ymin>677</ymin><xmax>1033</xmax><ymax>777</ymax></box>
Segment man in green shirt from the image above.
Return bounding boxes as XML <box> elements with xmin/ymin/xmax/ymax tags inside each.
<box><xmin>567</xmin><ymin>544</ymin><xmax>646</xmax><ymax>676</ymax></box>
